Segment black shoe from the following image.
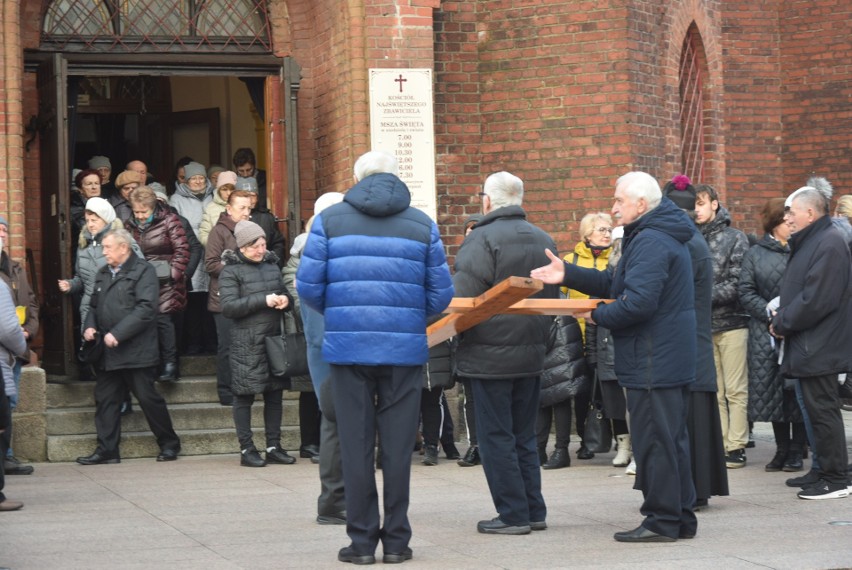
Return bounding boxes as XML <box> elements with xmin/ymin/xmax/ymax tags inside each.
<box><xmin>782</xmin><ymin>450</ymin><xmax>804</xmax><ymax>472</ymax></box>
<box><xmin>383</xmin><ymin>547</ymin><xmax>413</xmax><ymax>564</ymax></box>
<box><xmin>614</xmin><ymin>525</ymin><xmax>676</xmax><ymax>543</ymax></box>
<box><xmin>338</xmin><ymin>545</ymin><xmax>375</xmax><ymax>565</ymax></box>
<box><xmin>786</xmin><ymin>469</ymin><xmax>820</xmax><ymax>488</ymax></box>
<box><xmin>576</xmin><ymin>444</ymin><xmax>595</xmax><ymax>460</ymax></box>
<box><xmin>300</xmin><ymin>444</ymin><xmax>320</xmax><ymax>459</ymax></box>
<box><xmin>157</xmin><ymin>448</ymin><xmax>179</xmax><ymax>462</ymax></box>
<box><xmin>458</xmin><ymin>445</ymin><xmax>480</xmax><ymax>467</ymax></box>
<box><xmin>542</xmin><ymin>447</ymin><xmax>570</xmax><ymax>470</ymax></box>
<box><xmin>311</xmin><ymin>455</ymin><xmax>320</xmax><ymax>464</ymax></box>
<box><xmin>679</xmin><ymin>528</ymin><xmax>697</xmax><ymax>539</ymax></box>
<box><xmin>477</xmin><ymin>517</ymin><xmax>531</xmax><ymax>535</ymax></box>
<box><xmin>266</xmin><ymin>447</ymin><xmax>296</xmax><ymax>465</ymax></box>
<box><xmin>76</xmin><ymin>452</ymin><xmax>120</xmax><ymax>465</ymax></box>
<box><xmin>158</xmin><ymin>361</ymin><xmax>179</xmax><ymax>382</ymax></box>
<box><xmin>240</xmin><ymin>448</ymin><xmax>266</xmax><ymax>467</ymax></box>
<box><xmin>725</xmin><ymin>448</ymin><xmax>747</xmax><ymax>469</ymax></box>
<box><xmin>797</xmin><ymin>479</ymin><xmax>850</xmax><ymax>500</ymax></box>
<box><xmin>530</xmin><ymin>521</ymin><xmax>547</xmax><ymax>531</ymax></box>
<box><xmin>765</xmin><ymin>449</ymin><xmax>788</xmax><ymax>472</ymax></box>
<box><xmin>4</xmin><ymin>456</ymin><xmax>34</xmax><ymax>475</ymax></box>
<box><xmin>422</xmin><ymin>444</ymin><xmax>439</xmax><ymax>466</ymax></box>
<box><xmin>317</xmin><ymin>511</ymin><xmax>346</xmax><ymax>525</ymax></box>
<box><xmin>442</xmin><ymin>443</ymin><xmax>461</xmax><ymax>460</ymax></box>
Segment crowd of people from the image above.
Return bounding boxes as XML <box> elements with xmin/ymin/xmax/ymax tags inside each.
<box><xmin>1</xmin><ymin>149</ymin><xmax>850</xmax><ymax>563</ymax></box>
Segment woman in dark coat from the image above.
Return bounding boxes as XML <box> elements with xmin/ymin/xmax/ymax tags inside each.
<box><xmin>219</xmin><ymin>220</ymin><xmax>296</xmax><ymax>468</ymax></box>
<box><xmin>126</xmin><ymin>186</ymin><xmax>189</xmax><ymax>382</ymax></box>
<box><xmin>738</xmin><ymin>197</ymin><xmax>804</xmax><ymax>471</ymax></box>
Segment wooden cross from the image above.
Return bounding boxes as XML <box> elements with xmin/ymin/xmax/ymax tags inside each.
<box><xmin>426</xmin><ymin>276</ymin><xmax>612</xmax><ymax>347</ymax></box>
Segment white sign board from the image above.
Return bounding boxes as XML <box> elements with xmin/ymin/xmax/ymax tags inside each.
<box><xmin>369</xmin><ymin>68</ymin><xmax>437</xmax><ymax>220</ymax></box>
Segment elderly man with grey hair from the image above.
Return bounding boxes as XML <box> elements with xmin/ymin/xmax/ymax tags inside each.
<box><xmin>454</xmin><ymin>171</ymin><xmax>560</xmax><ymax>535</ymax></box>
<box><xmin>298</xmin><ymin>151</ymin><xmax>453</xmax><ymax>564</ymax></box>
<box><xmin>533</xmin><ymin>171</ymin><xmax>698</xmax><ymax>542</ymax></box>
<box><xmin>77</xmin><ymin>228</ymin><xmax>180</xmax><ymax>465</ymax></box>
<box><xmin>769</xmin><ymin>187</ymin><xmax>852</xmax><ymax>499</ymax></box>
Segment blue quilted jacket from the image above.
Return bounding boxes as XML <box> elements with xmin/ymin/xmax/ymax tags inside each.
<box><xmin>297</xmin><ymin>173</ymin><xmax>454</xmax><ymax>366</ymax></box>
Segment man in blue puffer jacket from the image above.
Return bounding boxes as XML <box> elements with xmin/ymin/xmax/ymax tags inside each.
<box><xmin>533</xmin><ymin>171</ymin><xmax>697</xmax><ymax>543</ymax></box>
<box><xmin>297</xmin><ymin>151</ymin><xmax>454</xmax><ymax>565</ymax></box>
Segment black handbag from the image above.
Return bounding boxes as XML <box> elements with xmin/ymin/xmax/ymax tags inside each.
<box><xmin>78</xmin><ymin>333</ymin><xmax>105</xmax><ymax>365</ymax></box>
<box><xmin>264</xmin><ymin>313</ymin><xmax>309</xmax><ymax>378</ymax></box>
<box><xmin>583</xmin><ymin>372</ymin><xmax>613</xmax><ymax>453</ymax></box>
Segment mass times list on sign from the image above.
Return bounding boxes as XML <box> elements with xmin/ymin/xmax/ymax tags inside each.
<box><xmin>369</xmin><ymin>68</ymin><xmax>438</xmax><ymax>221</ymax></box>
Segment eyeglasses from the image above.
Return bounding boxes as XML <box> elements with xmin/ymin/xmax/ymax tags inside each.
<box><xmin>595</xmin><ymin>227</ymin><xmax>613</xmax><ymax>234</ymax></box>
<box><xmin>478</xmin><ymin>192</ymin><xmax>488</xmax><ymax>198</ymax></box>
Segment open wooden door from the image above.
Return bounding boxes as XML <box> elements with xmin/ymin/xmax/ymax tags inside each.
<box><xmin>37</xmin><ymin>54</ymin><xmax>75</xmax><ymax>377</ymax></box>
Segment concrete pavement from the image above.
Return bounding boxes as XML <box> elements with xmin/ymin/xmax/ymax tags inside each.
<box><xmin>1</xmin><ymin>421</ymin><xmax>851</xmax><ymax>569</ymax></box>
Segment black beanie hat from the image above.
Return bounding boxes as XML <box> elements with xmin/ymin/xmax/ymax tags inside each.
<box><xmin>662</xmin><ymin>174</ymin><xmax>696</xmax><ymax>211</ymax></box>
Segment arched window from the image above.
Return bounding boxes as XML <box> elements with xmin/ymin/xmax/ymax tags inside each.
<box><xmin>679</xmin><ymin>24</ymin><xmax>709</xmax><ymax>182</ymax></box>
<box><xmin>41</xmin><ymin>0</ymin><xmax>271</xmax><ymax>53</ymax></box>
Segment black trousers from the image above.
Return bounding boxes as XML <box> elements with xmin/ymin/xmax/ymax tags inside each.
<box><xmin>299</xmin><ymin>391</ymin><xmax>321</xmax><ymax>448</ymax></box>
<box><xmin>420</xmin><ymin>386</ymin><xmax>444</xmax><ymax>447</ymax></box>
<box><xmin>627</xmin><ymin>386</ymin><xmax>696</xmax><ymax>539</ymax></box>
<box><xmin>331</xmin><ymin>364</ymin><xmax>422</xmax><ymax>556</ymax></box>
<box><xmin>232</xmin><ymin>389</ymin><xmax>283</xmax><ymax>451</ymax></box>
<box><xmin>213</xmin><ymin>313</ymin><xmax>234</xmax><ymax>403</ymax></box>
<box><xmin>470</xmin><ymin>375</ymin><xmax>546</xmax><ymax>526</ymax></box>
<box><xmin>94</xmin><ymin>366</ymin><xmax>180</xmax><ymax>457</ymax></box>
<box><xmin>536</xmin><ymin>399</ymin><xmax>573</xmax><ymax>450</ymax></box>
<box><xmin>800</xmin><ymin>374</ymin><xmax>849</xmax><ymax>484</ymax></box>
<box><xmin>156</xmin><ymin>312</ymin><xmax>177</xmax><ymax>365</ymax></box>
<box><xmin>440</xmin><ymin>393</ymin><xmax>456</xmax><ymax>450</ymax></box>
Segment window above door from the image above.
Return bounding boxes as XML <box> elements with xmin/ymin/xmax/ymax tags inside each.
<box><xmin>41</xmin><ymin>0</ymin><xmax>271</xmax><ymax>53</ymax></box>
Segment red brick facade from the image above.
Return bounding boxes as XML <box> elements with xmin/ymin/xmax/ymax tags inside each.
<box><xmin>1</xmin><ymin>0</ymin><xmax>850</xmax><ymax>356</ymax></box>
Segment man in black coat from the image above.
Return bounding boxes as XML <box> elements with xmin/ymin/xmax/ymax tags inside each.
<box><xmin>77</xmin><ymin>228</ymin><xmax>181</xmax><ymax>465</ymax></box>
<box><xmin>770</xmin><ymin>187</ymin><xmax>852</xmax><ymax>500</ymax></box>
<box><xmin>454</xmin><ymin>171</ymin><xmax>559</xmax><ymax>535</ymax></box>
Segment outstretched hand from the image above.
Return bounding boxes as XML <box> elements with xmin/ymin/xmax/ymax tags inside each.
<box><xmin>530</xmin><ymin>249</ymin><xmax>565</xmax><ymax>285</ymax></box>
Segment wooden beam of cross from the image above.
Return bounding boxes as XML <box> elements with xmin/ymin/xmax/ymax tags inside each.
<box><xmin>426</xmin><ymin>276</ymin><xmax>613</xmax><ymax>347</ymax></box>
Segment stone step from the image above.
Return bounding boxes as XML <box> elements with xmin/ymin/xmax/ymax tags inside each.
<box><xmin>45</xmin><ymin>400</ymin><xmax>299</xmax><ymax>435</ymax></box>
<box><xmin>46</xmin><ymin>375</ymin><xmax>301</xmax><ymax>408</ymax></box>
<box><xmin>48</xmin><ymin>427</ymin><xmax>303</xmax><ymax>462</ymax></box>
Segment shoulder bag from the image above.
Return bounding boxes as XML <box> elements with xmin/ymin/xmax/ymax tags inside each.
<box><xmin>583</xmin><ymin>371</ymin><xmax>613</xmax><ymax>453</ymax></box>
<box><xmin>264</xmin><ymin>312</ymin><xmax>309</xmax><ymax>378</ymax></box>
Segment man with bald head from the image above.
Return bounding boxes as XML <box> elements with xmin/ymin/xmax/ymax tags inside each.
<box><xmin>770</xmin><ymin>187</ymin><xmax>852</xmax><ymax>500</ymax></box>
<box><xmin>127</xmin><ymin>160</ymin><xmax>151</xmax><ymax>185</ymax></box>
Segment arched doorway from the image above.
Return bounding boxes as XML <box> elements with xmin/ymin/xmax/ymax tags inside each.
<box><xmin>29</xmin><ymin>0</ymin><xmax>302</xmax><ymax>377</ymax></box>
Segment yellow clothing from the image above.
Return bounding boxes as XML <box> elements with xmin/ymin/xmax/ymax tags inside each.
<box><xmin>561</xmin><ymin>241</ymin><xmax>610</xmax><ymax>338</ymax></box>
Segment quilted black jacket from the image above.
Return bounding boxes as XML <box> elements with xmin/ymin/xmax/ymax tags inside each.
<box><xmin>699</xmin><ymin>206</ymin><xmax>750</xmax><ymax>332</ymax></box>
<box><xmin>739</xmin><ymin>234</ymin><xmax>799</xmax><ymax>421</ymax></box>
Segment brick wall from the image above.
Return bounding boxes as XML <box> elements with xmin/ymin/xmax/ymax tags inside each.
<box><xmin>779</xmin><ymin>0</ymin><xmax>852</xmax><ymax>205</ymax></box>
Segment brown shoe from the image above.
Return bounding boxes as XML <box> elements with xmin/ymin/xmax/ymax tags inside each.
<box><xmin>0</xmin><ymin>499</ymin><xmax>24</xmax><ymax>512</ymax></box>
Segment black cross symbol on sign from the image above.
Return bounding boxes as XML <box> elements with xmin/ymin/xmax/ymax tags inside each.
<box><xmin>394</xmin><ymin>74</ymin><xmax>407</xmax><ymax>93</ymax></box>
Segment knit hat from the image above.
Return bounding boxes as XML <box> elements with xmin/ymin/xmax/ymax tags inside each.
<box><xmin>236</xmin><ymin>176</ymin><xmax>258</xmax><ymax>193</ymax></box>
<box><xmin>314</xmin><ymin>192</ymin><xmax>345</xmax><ymax>215</ymax></box>
<box><xmin>216</xmin><ymin>170</ymin><xmax>238</xmax><ymax>190</ymax></box>
<box><xmin>88</xmin><ymin>155</ymin><xmax>111</xmax><ymax>170</ymax></box>
<box><xmin>184</xmin><ymin>161</ymin><xmax>207</xmax><ymax>180</ymax></box>
<box><xmin>149</xmin><ymin>182</ymin><xmax>168</xmax><ymax>202</ymax></box>
<box><xmin>662</xmin><ymin>174</ymin><xmax>696</xmax><ymax>211</ymax></box>
<box><xmin>234</xmin><ymin>220</ymin><xmax>265</xmax><ymax>248</ymax></box>
<box><xmin>0</xmin><ymin>216</ymin><xmax>8</xmax><ymax>229</ymax></box>
<box><xmin>115</xmin><ymin>170</ymin><xmax>143</xmax><ymax>188</ymax></box>
<box><xmin>207</xmin><ymin>164</ymin><xmax>225</xmax><ymax>179</ymax></box>
<box><xmin>85</xmin><ymin>197</ymin><xmax>116</xmax><ymax>225</ymax></box>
